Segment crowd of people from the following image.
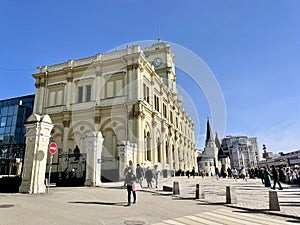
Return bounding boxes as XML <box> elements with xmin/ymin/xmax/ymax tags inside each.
<box><xmin>123</xmin><ymin>164</ymin><xmax>160</xmax><ymax>206</ymax></box>
<box><xmin>123</xmin><ymin>164</ymin><xmax>299</xmax><ymax>206</ymax></box>
<box><xmin>213</xmin><ymin>165</ymin><xmax>300</xmax><ymax>189</ymax></box>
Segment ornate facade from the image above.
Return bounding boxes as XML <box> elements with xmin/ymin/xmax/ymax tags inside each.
<box><xmin>32</xmin><ymin>41</ymin><xmax>195</xmax><ymax>180</ymax></box>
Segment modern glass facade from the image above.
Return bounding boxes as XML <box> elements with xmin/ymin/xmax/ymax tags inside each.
<box><xmin>0</xmin><ymin>94</ymin><xmax>34</xmax><ymax>175</ymax></box>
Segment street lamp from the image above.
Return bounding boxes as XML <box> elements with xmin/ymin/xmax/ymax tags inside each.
<box><xmin>262</xmin><ymin>144</ymin><xmax>268</xmax><ymax>168</ymax></box>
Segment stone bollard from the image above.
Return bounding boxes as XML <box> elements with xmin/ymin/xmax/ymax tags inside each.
<box><xmin>226</xmin><ymin>186</ymin><xmax>237</xmax><ymax>204</ymax></box>
<box><xmin>195</xmin><ymin>184</ymin><xmax>199</xmax><ymax>199</ymax></box>
<box><xmin>195</xmin><ymin>184</ymin><xmax>205</xmax><ymax>199</ymax></box>
<box><xmin>269</xmin><ymin>190</ymin><xmax>280</xmax><ymax>211</ymax></box>
<box><xmin>173</xmin><ymin>181</ymin><xmax>180</xmax><ymax>195</ymax></box>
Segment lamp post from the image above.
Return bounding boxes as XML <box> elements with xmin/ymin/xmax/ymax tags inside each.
<box><xmin>262</xmin><ymin>144</ymin><xmax>268</xmax><ymax>168</ymax></box>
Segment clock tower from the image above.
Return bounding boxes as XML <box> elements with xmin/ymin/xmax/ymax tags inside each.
<box><xmin>144</xmin><ymin>40</ymin><xmax>177</xmax><ymax>95</ymax></box>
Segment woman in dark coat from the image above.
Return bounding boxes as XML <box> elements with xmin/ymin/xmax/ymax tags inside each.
<box><xmin>124</xmin><ymin>167</ymin><xmax>137</xmax><ymax>206</ymax></box>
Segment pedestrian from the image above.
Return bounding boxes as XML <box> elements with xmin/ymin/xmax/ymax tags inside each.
<box><xmin>258</xmin><ymin>168</ymin><xmax>264</xmax><ymax>184</ymax></box>
<box><xmin>215</xmin><ymin>167</ymin><xmax>219</xmax><ymax>180</ymax></box>
<box><xmin>191</xmin><ymin>167</ymin><xmax>196</xmax><ymax>178</ymax></box>
<box><xmin>271</xmin><ymin>165</ymin><xmax>283</xmax><ymax>190</ymax></box>
<box><xmin>186</xmin><ymin>169</ymin><xmax>190</xmax><ymax>178</ymax></box>
<box><xmin>145</xmin><ymin>167</ymin><xmax>153</xmax><ymax>188</ymax></box>
<box><xmin>227</xmin><ymin>167</ymin><xmax>232</xmax><ymax>178</ymax></box>
<box><xmin>124</xmin><ymin>167</ymin><xmax>136</xmax><ymax>206</ymax></box>
<box><xmin>232</xmin><ymin>168</ymin><xmax>238</xmax><ymax>180</ymax></box>
<box><xmin>136</xmin><ymin>164</ymin><xmax>144</xmax><ymax>187</ymax></box>
<box><xmin>293</xmin><ymin>165</ymin><xmax>300</xmax><ymax>187</ymax></box>
<box><xmin>263</xmin><ymin>166</ymin><xmax>272</xmax><ymax>188</ymax></box>
<box><xmin>240</xmin><ymin>167</ymin><xmax>247</xmax><ymax>181</ymax></box>
<box><xmin>153</xmin><ymin>165</ymin><xmax>160</xmax><ymax>188</ymax></box>
<box><xmin>123</xmin><ymin>165</ymin><xmax>129</xmax><ymax>186</ymax></box>
<box><xmin>278</xmin><ymin>166</ymin><xmax>285</xmax><ymax>183</ymax></box>
<box><xmin>285</xmin><ymin>167</ymin><xmax>291</xmax><ymax>184</ymax></box>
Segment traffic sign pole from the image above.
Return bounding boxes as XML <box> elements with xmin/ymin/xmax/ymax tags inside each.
<box><xmin>47</xmin><ymin>142</ymin><xmax>57</xmax><ymax>194</ymax></box>
<box><xmin>47</xmin><ymin>155</ymin><xmax>53</xmax><ymax>194</ymax></box>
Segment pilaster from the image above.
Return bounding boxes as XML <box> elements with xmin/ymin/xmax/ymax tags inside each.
<box><xmin>19</xmin><ymin>114</ymin><xmax>53</xmax><ymax>194</ymax></box>
<box><xmin>84</xmin><ymin>132</ymin><xmax>104</xmax><ymax>186</ymax></box>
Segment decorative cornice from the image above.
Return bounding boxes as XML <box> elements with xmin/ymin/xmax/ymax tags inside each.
<box><xmin>67</xmin><ymin>77</ymin><xmax>73</xmax><ymax>82</ymax></box>
<box><xmin>94</xmin><ymin>116</ymin><xmax>101</xmax><ymax>124</ymax></box>
<box><xmin>35</xmin><ymin>82</ymin><xmax>40</xmax><ymax>88</ymax></box>
<box><xmin>127</xmin><ymin>63</ymin><xmax>140</xmax><ymax>71</ymax></box>
<box><xmin>63</xmin><ymin>120</ymin><xmax>71</xmax><ymax>128</ymax></box>
<box><xmin>127</xmin><ymin>65</ymin><xmax>133</xmax><ymax>71</ymax></box>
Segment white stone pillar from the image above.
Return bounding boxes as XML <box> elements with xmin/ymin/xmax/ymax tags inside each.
<box><xmin>65</xmin><ymin>74</ymin><xmax>73</xmax><ymax>110</ymax></box>
<box><xmin>117</xmin><ymin>142</ymin><xmax>127</xmax><ymax>180</ymax></box>
<box><xmin>62</xmin><ymin>120</ymin><xmax>70</xmax><ymax>152</ymax></box>
<box><xmin>19</xmin><ymin>114</ymin><xmax>53</xmax><ymax>194</ymax></box>
<box><xmin>84</xmin><ymin>132</ymin><xmax>103</xmax><ymax>187</ymax></box>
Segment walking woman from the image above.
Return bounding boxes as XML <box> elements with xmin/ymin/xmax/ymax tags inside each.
<box><xmin>263</xmin><ymin>166</ymin><xmax>272</xmax><ymax>188</ymax></box>
<box><xmin>124</xmin><ymin>167</ymin><xmax>137</xmax><ymax>206</ymax></box>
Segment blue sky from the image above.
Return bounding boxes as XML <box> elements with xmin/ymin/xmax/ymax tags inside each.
<box><xmin>1</xmin><ymin>1</ymin><xmax>300</xmax><ymax>154</ymax></box>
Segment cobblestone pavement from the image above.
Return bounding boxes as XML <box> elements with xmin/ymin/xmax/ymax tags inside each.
<box><xmin>0</xmin><ymin>177</ymin><xmax>299</xmax><ymax>225</ymax></box>
<box><xmin>152</xmin><ymin>207</ymin><xmax>298</xmax><ymax>225</ymax></box>
<box><xmin>150</xmin><ymin>176</ymin><xmax>300</xmax><ymax>220</ymax></box>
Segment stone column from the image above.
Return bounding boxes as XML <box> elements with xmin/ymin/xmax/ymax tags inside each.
<box><xmin>84</xmin><ymin>132</ymin><xmax>104</xmax><ymax>186</ymax></box>
<box><xmin>117</xmin><ymin>142</ymin><xmax>127</xmax><ymax>180</ymax></box>
<box><xmin>62</xmin><ymin>120</ymin><xmax>70</xmax><ymax>152</ymax></box>
<box><xmin>65</xmin><ymin>74</ymin><xmax>73</xmax><ymax>110</ymax></box>
<box><xmin>19</xmin><ymin>114</ymin><xmax>53</xmax><ymax>194</ymax></box>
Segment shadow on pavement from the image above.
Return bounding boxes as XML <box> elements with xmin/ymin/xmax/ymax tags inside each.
<box><xmin>69</xmin><ymin>201</ymin><xmax>126</xmax><ymax>207</ymax></box>
<box><xmin>286</xmin><ymin>219</ymin><xmax>300</xmax><ymax>223</ymax></box>
<box><xmin>280</xmin><ymin>202</ymin><xmax>300</xmax><ymax>207</ymax></box>
<box><xmin>99</xmin><ymin>186</ymin><xmax>125</xmax><ymax>190</ymax></box>
<box><xmin>0</xmin><ymin>204</ymin><xmax>15</xmax><ymax>209</ymax></box>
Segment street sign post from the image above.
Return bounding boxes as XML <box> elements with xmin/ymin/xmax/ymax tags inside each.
<box><xmin>48</xmin><ymin>142</ymin><xmax>57</xmax><ymax>193</ymax></box>
<box><xmin>49</xmin><ymin>142</ymin><xmax>57</xmax><ymax>155</ymax></box>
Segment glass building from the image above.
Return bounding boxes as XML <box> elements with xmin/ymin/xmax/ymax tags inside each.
<box><xmin>0</xmin><ymin>94</ymin><xmax>34</xmax><ymax>175</ymax></box>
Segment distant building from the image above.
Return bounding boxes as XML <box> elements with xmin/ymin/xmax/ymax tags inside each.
<box><xmin>259</xmin><ymin>150</ymin><xmax>300</xmax><ymax>168</ymax></box>
<box><xmin>221</xmin><ymin>135</ymin><xmax>259</xmax><ymax>170</ymax></box>
<box><xmin>198</xmin><ymin>119</ymin><xmax>230</xmax><ymax>176</ymax></box>
<box><xmin>0</xmin><ymin>94</ymin><xmax>35</xmax><ymax>175</ymax></box>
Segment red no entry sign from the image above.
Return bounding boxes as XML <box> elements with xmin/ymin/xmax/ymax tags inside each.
<box><xmin>49</xmin><ymin>142</ymin><xmax>57</xmax><ymax>154</ymax></box>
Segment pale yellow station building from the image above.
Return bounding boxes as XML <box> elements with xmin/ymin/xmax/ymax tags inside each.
<box><xmin>32</xmin><ymin>41</ymin><xmax>196</xmax><ymax>182</ymax></box>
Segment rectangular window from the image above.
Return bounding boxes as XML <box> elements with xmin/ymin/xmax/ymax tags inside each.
<box><xmin>170</xmin><ymin>111</ymin><xmax>173</xmax><ymax>123</ymax></box>
<box><xmin>143</xmin><ymin>83</ymin><xmax>147</xmax><ymax>101</ymax></box>
<box><xmin>107</xmin><ymin>82</ymin><xmax>114</xmax><ymax>98</ymax></box>
<box><xmin>147</xmin><ymin>86</ymin><xmax>150</xmax><ymax>103</ymax></box>
<box><xmin>56</xmin><ymin>90</ymin><xmax>63</xmax><ymax>105</ymax></box>
<box><xmin>115</xmin><ymin>80</ymin><xmax>123</xmax><ymax>96</ymax></box>
<box><xmin>8</xmin><ymin>106</ymin><xmax>13</xmax><ymax>116</ymax></box>
<box><xmin>6</xmin><ymin>116</ymin><xmax>12</xmax><ymax>126</ymax></box>
<box><xmin>78</xmin><ymin>86</ymin><xmax>83</xmax><ymax>103</ymax></box>
<box><xmin>85</xmin><ymin>85</ymin><xmax>91</xmax><ymax>102</ymax></box>
<box><xmin>49</xmin><ymin>91</ymin><xmax>56</xmax><ymax>106</ymax></box>
<box><xmin>143</xmin><ymin>83</ymin><xmax>150</xmax><ymax>103</ymax></box>
<box><xmin>1</xmin><ymin>117</ymin><xmax>6</xmax><ymax>127</ymax></box>
<box><xmin>163</xmin><ymin>104</ymin><xmax>167</xmax><ymax>118</ymax></box>
<box><xmin>2</xmin><ymin>107</ymin><xmax>7</xmax><ymax>116</ymax></box>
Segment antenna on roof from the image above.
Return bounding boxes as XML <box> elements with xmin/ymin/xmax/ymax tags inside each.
<box><xmin>158</xmin><ymin>28</ymin><xmax>161</xmax><ymax>42</ymax></box>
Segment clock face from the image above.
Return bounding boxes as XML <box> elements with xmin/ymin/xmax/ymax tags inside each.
<box><xmin>153</xmin><ymin>57</ymin><xmax>162</xmax><ymax>68</ymax></box>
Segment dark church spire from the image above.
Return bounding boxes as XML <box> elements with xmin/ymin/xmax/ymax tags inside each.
<box><xmin>205</xmin><ymin>118</ymin><xmax>214</xmax><ymax>143</ymax></box>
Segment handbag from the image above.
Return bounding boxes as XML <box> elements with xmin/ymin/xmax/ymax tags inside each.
<box><xmin>265</xmin><ymin>180</ymin><xmax>271</xmax><ymax>187</ymax></box>
<box><xmin>132</xmin><ymin>183</ymin><xmax>142</xmax><ymax>191</ymax></box>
